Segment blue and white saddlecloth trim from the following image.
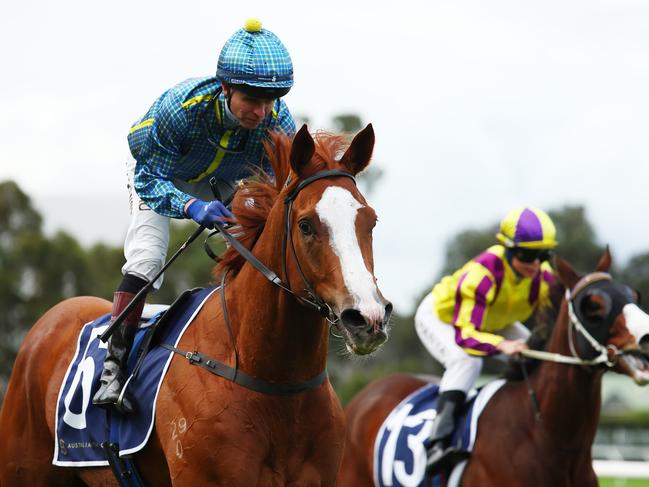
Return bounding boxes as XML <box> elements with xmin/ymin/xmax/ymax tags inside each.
<box><xmin>52</xmin><ymin>287</ymin><xmax>217</xmax><ymax>466</ymax></box>
<box><xmin>373</xmin><ymin>379</ymin><xmax>505</xmax><ymax>487</ymax></box>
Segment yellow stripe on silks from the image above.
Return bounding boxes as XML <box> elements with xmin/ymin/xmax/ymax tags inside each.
<box><xmin>181</xmin><ymin>95</ymin><xmax>214</xmax><ymax>109</ymax></box>
<box><xmin>187</xmin><ymin>130</ymin><xmax>232</xmax><ymax>183</ymax></box>
<box><xmin>129</xmin><ymin>118</ymin><xmax>154</xmax><ymax>133</ymax></box>
<box><xmin>215</xmin><ymin>98</ymin><xmax>223</xmax><ymax>124</ymax></box>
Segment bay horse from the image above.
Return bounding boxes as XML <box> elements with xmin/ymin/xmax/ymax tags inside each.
<box><xmin>0</xmin><ymin>124</ymin><xmax>392</xmax><ymax>486</ymax></box>
<box><xmin>338</xmin><ymin>250</ymin><xmax>649</xmax><ymax>486</ymax></box>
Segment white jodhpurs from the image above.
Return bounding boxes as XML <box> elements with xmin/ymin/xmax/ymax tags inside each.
<box><xmin>121</xmin><ymin>159</ymin><xmax>235</xmax><ymax>291</ymax></box>
<box><xmin>414</xmin><ymin>293</ymin><xmax>530</xmax><ymax>394</ymax></box>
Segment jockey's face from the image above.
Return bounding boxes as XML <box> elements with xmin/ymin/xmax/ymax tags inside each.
<box><xmin>511</xmin><ymin>255</ymin><xmax>541</xmax><ymax>278</ymax></box>
<box><xmin>224</xmin><ymin>85</ymin><xmax>275</xmax><ymax>129</ymax></box>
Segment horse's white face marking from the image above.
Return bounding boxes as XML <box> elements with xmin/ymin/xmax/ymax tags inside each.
<box><xmin>315</xmin><ymin>186</ymin><xmax>384</xmax><ymax>323</ymax></box>
<box><xmin>623</xmin><ymin>303</ymin><xmax>649</xmax><ymax>345</ymax></box>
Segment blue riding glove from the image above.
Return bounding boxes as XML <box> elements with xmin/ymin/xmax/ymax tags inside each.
<box><xmin>185</xmin><ymin>199</ymin><xmax>233</xmax><ymax>229</ymax></box>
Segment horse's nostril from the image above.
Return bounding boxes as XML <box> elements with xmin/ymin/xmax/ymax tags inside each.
<box><xmin>384</xmin><ymin>301</ymin><xmax>393</xmax><ymax>321</ymax></box>
<box><xmin>640</xmin><ymin>334</ymin><xmax>649</xmax><ymax>350</ymax></box>
<box><xmin>340</xmin><ymin>309</ymin><xmax>367</xmax><ymax>330</ymax></box>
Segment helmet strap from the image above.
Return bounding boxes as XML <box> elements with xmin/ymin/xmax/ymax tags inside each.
<box><xmin>221</xmin><ymin>82</ymin><xmax>234</xmax><ymax>109</ymax></box>
<box><xmin>505</xmin><ymin>247</ymin><xmax>524</xmax><ymax>280</ymax></box>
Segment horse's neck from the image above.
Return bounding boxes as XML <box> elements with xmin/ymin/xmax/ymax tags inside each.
<box><xmin>533</xmin><ymin>305</ymin><xmax>603</xmax><ymax>445</ymax></box>
<box><xmin>222</xmin><ymin>208</ymin><xmax>329</xmax><ymax>383</ymax></box>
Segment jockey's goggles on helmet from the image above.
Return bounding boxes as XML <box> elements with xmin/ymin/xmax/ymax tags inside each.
<box><xmin>232</xmin><ymin>82</ymin><xmax>290</xmax><ymax>100</ymax></box>
<box><xmin>512</xmin><ymin>247</ymin><xmax>552</xmax><ymax>263</ymax></box>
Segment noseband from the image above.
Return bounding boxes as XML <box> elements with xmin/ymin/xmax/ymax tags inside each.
<box><xmin>521</xmin><ymin>271</ymin><xmax>640</xmax><ymax>367</ymax></box>
<box><xmin>565</xmin><ymin>272</ymin><xmax>617</xmax><ymax>367</ymax></box>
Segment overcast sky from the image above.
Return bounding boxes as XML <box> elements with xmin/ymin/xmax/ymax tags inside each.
<box><xmin>2</xmin><ymin>0</ymin><xmax>648</xmax><ymax>313</ymax></box>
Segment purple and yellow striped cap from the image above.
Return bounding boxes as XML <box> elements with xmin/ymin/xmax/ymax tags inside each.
<box><xmin>496</xmin><ymin>207</ymin><xmax>558</xmax><ymax>249</ymax></box>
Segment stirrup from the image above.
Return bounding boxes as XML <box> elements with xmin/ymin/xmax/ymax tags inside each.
<box><xmin>115</xmin><ymin>384</ymin><xmax>136</xmax><ymax>414</ymax></box>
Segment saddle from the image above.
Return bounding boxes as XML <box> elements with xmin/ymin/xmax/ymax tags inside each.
<box><xmin>53</xmin><ymin>287</ymin><xmax>215</xmax><ymax>467</ymax></box>
<box><xmin>373</xmin><ymin>379</ymin><xmax>505</xmax><ymax>487</ymax></box>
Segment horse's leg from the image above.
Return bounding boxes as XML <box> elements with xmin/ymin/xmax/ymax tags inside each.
<box><xmin>0</xmin><ymin>372</ymin><xmax>85</xmax><ymax>486</ymax></box>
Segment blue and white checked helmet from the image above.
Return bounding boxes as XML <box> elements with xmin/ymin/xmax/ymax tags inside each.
<box><xmin>217</xmin><ymin>19</ymin><xmax>293</xmax><ymax>99</ymax></box>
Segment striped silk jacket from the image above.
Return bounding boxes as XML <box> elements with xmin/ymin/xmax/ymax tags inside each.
<box><xmin>432</xmin><ymin>245</ymin><xmax>555</xmax><ymax>356</ymax></box>
<box><xmin>127</xmin><ymin>76</ymin><xmax>295</xmax><ymax>218</ymax></box>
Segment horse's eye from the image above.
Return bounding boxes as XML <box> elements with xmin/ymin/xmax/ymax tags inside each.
<box><xmin>298</xmin><ymin>219</ymin><xmax>314</xmax><ymax>236</ymax></box>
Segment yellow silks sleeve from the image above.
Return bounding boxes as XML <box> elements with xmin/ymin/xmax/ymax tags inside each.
<box><xmin>451</xmin><ymin>267</ymin><xmax>504</xmax><ymax>356</ymax></box>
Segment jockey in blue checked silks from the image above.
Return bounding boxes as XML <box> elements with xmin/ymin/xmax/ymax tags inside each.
<box><xmin>93</xmin><ymin>19</ymin><xmax>296</xmax><ymax>414</ymax></box>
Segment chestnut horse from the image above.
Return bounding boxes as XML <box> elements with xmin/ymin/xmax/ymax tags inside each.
<box><xmin>0</xmin><ymin>124</ymin><xmax>392</xmax><ymax>486</ymax></box>
<box><xmin>339</xmin><ymin>250</ymin><xmax>649</xmax><ymax>486</ymax></box>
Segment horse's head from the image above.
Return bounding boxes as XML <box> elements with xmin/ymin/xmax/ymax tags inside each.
<box><xmin>280</xmin><ymin>124</ymin><xmax>392</xmax><ymax>355</ymax></box>
<box><xmin>555</xmin><ymin>248</ymin><xmax>649</xmax><ymax>384</ymax></box>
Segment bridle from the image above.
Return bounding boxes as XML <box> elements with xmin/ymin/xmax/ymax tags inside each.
<box><xmin>520</xmin><ymin>272</ymin><xmax>638</xmax><ymax>367</ymax></box>
<box><xmin>213</xmin><ymin>169</ymin><xmax>356</xmax><ymax>324</ymax></box>
<box><xmin>164</xmin><ymin>169</ymin><xmax>359</xmax><ymax>394</ymax></box>
<box><xmin>518</xmin><ymin>271</ymin><xmax>643</xmax><ymax>420</ymax></box>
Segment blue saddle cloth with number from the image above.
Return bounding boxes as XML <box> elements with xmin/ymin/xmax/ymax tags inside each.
<box><xmin>373</xmin><ymin>379</ymin><xmax>505</xmax><ymax>487</ymax></box>
<box><xmin>53</xmin><ymin>287</ymin><xmax>217</xmax><ymax>467</ymax></box>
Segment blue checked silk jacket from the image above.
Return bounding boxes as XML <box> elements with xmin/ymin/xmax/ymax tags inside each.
<box><xmin>127</xmin><ymin>76</ymin><xmax>296</xmax><ymax>218</ymax></box>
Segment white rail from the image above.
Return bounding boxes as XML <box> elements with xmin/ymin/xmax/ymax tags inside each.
<box><xmin>594</xmin><ymin>460</ymin><xmax>649</xmax><ymax>479</ymax></box>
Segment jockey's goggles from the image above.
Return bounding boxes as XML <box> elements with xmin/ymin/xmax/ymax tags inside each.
<box><xmin>512</xmin><ymin>247</ymin><xmax>552</xmax><ymax>263</ymax></box>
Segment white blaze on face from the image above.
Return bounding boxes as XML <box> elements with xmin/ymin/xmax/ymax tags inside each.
<box><xmin>316</xmin><ymin>186</ymin><xmax>384</xmax><ymax>324</ymax></box>
<box><xmin>623</xmin><ymin>303</ymin><xmax>649</xmax><ymax>345</ymax></box>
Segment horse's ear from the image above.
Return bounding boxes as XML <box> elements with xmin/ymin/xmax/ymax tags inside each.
<box><xmin>595</xmin><ymin>245</ymin><xmax>612</xmax><ymax>272</ymax></box>
<box><xmin>340</xmin><ymin>124</ymin><xmax>375</xmax><ymax>175</ymax></box>
<box><xmin>555</xmin><ymin>255</ymin><xmax>580</xmax><ymax>290</ymax></box>
<box><xmin>290</xmin><ymin>124</ymin><xmax>315</xmax><ymax>179</ymax></box>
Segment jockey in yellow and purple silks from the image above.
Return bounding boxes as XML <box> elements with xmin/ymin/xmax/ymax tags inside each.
<box><xmin>93</xmin><ymin>18</ymin><xmax>295</xmax><ymax>415</ymax></box>
<box><xmin>415</xmin><ymin>207</ymin><xmax>558</xmax><ymax>473</ymax></box>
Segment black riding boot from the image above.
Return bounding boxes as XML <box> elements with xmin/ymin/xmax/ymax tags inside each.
<box><xmin>92</xmin><ymin>290</ymin><xmax>145</xmax><ymax>414</ymax></box>
<box><xmin>426</xmin><ymin>390</ymin><xmax>469</xmax><ymax>473</ymax></box>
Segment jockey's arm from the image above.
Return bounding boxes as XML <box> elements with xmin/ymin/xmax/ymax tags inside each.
<box><xmin>131</xmin><ymin>93</ymin><xmax>195</xmax><ymax>219</ymax></box>
<box><xmin>451</xmin><ymin>269</ymin><xmax>505</xmax><ymax>357</ymax></box>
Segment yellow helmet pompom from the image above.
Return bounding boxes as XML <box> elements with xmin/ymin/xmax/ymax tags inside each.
<box><xmin>244</xmin><ymin>18</ymin><xmax>263</xmax><ymax>33</ymax></box>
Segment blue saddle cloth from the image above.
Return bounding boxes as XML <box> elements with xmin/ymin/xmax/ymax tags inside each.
<box><xmin>53</xmin><ymin>287</ymin><xmax>217</xmax><ymax>466</ymax></box>
<box><xmin>373</xmin><ymin>379</ymin><xmax>505</xmax><ymax>487</ymax></box>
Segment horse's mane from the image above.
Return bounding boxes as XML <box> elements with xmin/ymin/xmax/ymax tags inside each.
<box><xmin>214</xmin><ymin>130</ymin><xmax>349</xmax><ymax>277</ymax></box>
<box><xmin>503</xmin><ymin>278</ymin><xmax>565</xmax><ymax>381</ymax></box>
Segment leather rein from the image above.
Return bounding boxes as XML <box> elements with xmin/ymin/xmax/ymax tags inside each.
<box><xmin>164</xmin><ymin>169</ymin><xmax>356</xmax><ymax>394</ymax></box>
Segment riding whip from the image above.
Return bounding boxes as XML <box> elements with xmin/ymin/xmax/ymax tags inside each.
<box><xmin>100</xmin><ymin>177</ymin><xmax>232</xmax><ymax>342</ymax></box>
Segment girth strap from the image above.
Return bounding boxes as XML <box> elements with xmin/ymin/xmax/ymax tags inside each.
<box><xmin>161</xmin><ymin>343</ymin><xmax>327</xmax><ymax>395</ymax></box>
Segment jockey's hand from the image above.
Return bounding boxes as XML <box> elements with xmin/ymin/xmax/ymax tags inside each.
<box><xmin>497</xmin><ymin>339</ymin><xmax>528</xmax><ymax>356</ymax></box>
<box><xmin>185</xmin><ymin>198</ymin><xmax>233</xmax><ymax>229</ymax></box>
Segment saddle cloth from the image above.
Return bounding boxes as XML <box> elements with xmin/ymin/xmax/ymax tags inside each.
<box><xmin>373</xmin><ymin>379</ymin><xmax>505</xmax><ymax>487</ymax></box>
<box><xmin>53</xmin><ymin>287</ymin><xmax>217</xmax><ymax>466</ymax></box>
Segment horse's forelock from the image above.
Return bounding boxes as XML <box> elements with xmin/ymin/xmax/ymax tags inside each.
<box><xmin>214</xmin><ymin>131</ymin><xmax>352</xmax><ymax>278</ymax></box>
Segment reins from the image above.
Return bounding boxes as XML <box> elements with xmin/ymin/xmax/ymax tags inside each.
<box><xmin>166</xmin><ymin>169</ymin><xmax>356</xmax><ymax>395</ymax></box>
<box><xmin>212</xmin><ymin>169</ymin><xmax>355</xmax><ymax>324</ymax></box>
<box><xmin>519</xmin><ymin>272</ymin><xmax>619</xmax><ymax>368</ymax></box>
<box><xmin>516</xmin><ymin>272</ymin><xmax>613</xmax><ymax>421</ymax></box>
